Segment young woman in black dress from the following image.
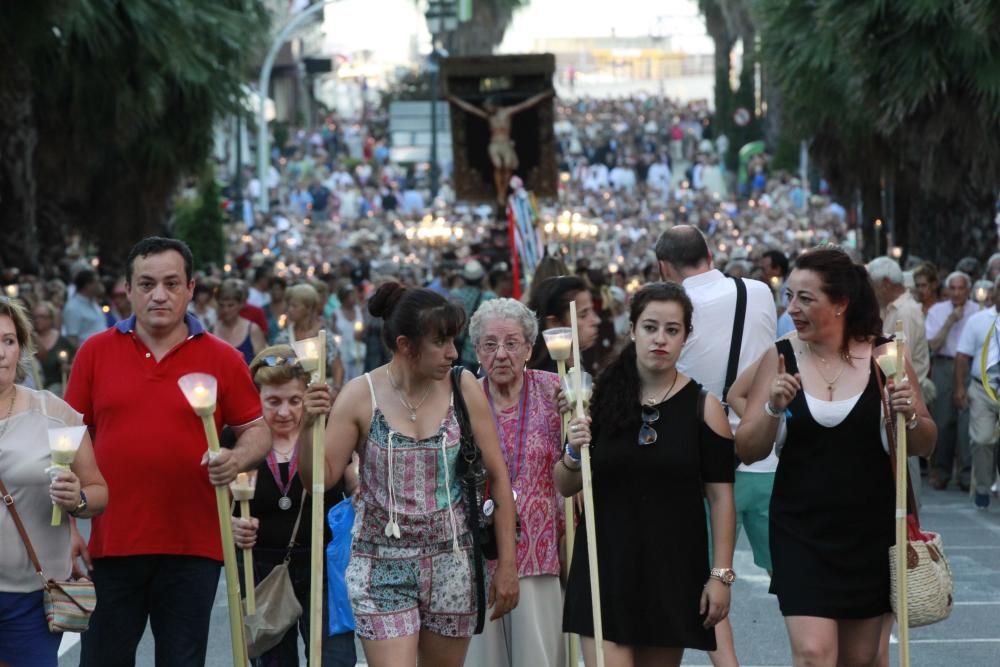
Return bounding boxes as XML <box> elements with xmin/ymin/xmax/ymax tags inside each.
<box><xmin>558</xmin><ymin>282</ymin><xmax>737</xmax><ymax>667</ymax></box>
<box><xmin>736</xmin><ymin>247</ymin><xmax>936</xmax><ymax>667</ymax></box>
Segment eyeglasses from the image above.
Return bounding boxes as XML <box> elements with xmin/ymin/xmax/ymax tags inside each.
<box><xmin>638</xmin><ymin>404</ymin><xmax>659</xmax><ymax>446</ymax></box>
<box><xmin>478</xmin><ymin>340</ymin><xmax>526</xmax><ymax>355</ymax></box>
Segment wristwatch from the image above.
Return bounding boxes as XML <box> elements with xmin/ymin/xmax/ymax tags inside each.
<box><xmin>68</xmin><ymin>490</ymin><xmax>88</xmax><ymax>518</ymax></box>
<box><xmin>709</xmin><ymin>567</ymin><xmax>737</xmax><ymax>586</ymax></box>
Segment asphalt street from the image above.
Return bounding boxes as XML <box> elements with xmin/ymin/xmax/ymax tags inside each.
<box><xmin>59</xmin><ymin>482</ymin><xmax>1000</xmax><ymax>666</ymax></box>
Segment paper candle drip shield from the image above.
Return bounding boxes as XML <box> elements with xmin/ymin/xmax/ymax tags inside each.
<box><xmin>230</xmin><ymin>471</ymin><xmax>257</xmax><ymax>502</ymax></box>
<box><xmin>876</xmin><ymin>342</ymin><xmax>898</xmax><ymax>378</ymax></box>
<box><xmin>291</xmin><ymin>336</ymin><xmax>321</xmax><ymax>373</ymax></box>
<box><xmin>561</xmin><ymin>368</ymin><xmax>593</xmax><ymax>407</ymax></box>
<box><xmin>178</xmin><ymin>373</ymin><xmax>218</xmax><ymax>415</ymax></box>
<box><xmin>542</xmin><ymin>327</ymin><xmax>573</xmax><ymax>362</ymax></box>
<box><xmin>48</xmin><ymin>426</ymin><xmax>87</xmax><ymax>466</ymax></box>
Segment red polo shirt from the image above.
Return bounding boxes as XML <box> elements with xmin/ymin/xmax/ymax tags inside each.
<box><xmin>65</xmin><ymin>314</ymin><xmax>262</xmax><ymax>561</ymax></box>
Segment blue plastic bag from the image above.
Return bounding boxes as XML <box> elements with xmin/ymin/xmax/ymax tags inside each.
<box><xmin>326</xmin><ymin>497</ymin><xmax>356</xmax><ymax>635</ymax></box>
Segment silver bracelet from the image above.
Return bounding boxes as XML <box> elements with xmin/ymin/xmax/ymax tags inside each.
<box><xmin>764</xmin><ymin>401</ymin><xmax>783</xmax><ymax>418</ymax></box>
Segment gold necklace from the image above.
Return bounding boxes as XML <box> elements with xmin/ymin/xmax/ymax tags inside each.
<box><xmin>642</xmin><ymin>369</ymin><xmax>678</xmax><ymax>405</ymax></box>
<box><xmin>386</xmin><ymin>365</ymin><xmax>433</xmax><ymax>422</ymax></box>
<box><xmin>806</xmin><ymin>343</ymin><xmax>849</xmax><ymax>397</ymax></box>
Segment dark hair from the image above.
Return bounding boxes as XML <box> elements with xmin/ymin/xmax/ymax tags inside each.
<box><xmin>654</xmin><ymin>225</ymin><xmax>710</xmax><ymax>270</ymax></box>
<box><xmin>590</xmin><ymin>282</ymin><xmax>694</xmax><ymax>438</ymax></box>
<box><xmin>73</xmin><ymin>269</ymin><xmax>97</xmax><ymax>292</ymax></box>
<box><xmin>369</xmin><ymin>282</ymin><xmax>465</xmax><ymax>353</ymax></box>
<box><xmin>269</xmin><ymin>276</ymin><xmax>287</xmax><ymax>290</ymax></box>
<box><xmin>793</xmin><ymin>247</ymin><xmax>882</xmax><ymax>356</ymax></box>
<box><xmin>125</xmin><ymin>237</ymin><xmax>194</xmax><ymax>286</ymax></box>
<box><xmin>761</xmin><ymin>250</ymin><xmax>789</xmax><ymax>278</ymax></box>
<box><xmin>527</xmin><ymin>275</ymin><xmax>587</xmax><ymax>369</ymax></box>
<box><xmin>912</xmin><ymin>262</ymin><xmax>939</xmax><ymax>286</ymax></box>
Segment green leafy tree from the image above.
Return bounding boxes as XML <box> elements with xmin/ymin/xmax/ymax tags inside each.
<box><xmin>0</xmin><ymin>0</ymin><xmax>268</xmax><ymax>272</ymax></box>
<box><xmin>756</xmin><ymin>0</ymin><xmax>1000</xmax><ymax>265</ymax></box>
<box><xmin>171</xmin><ymin>170</ymin><xmax>226</xmax><ymax>272</ymax></box>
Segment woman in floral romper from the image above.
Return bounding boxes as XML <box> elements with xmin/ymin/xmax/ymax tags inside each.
<box><xmin>300</xmin><ymin>282</ymin><xmax>519</xmax><ymax>667</ymax></box>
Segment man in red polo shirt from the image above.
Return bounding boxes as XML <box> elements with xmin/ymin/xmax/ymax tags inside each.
<box><xmin>66</xmin><ymin>237</ymin><xmax>271</xmax><ymax>667</ymax></box>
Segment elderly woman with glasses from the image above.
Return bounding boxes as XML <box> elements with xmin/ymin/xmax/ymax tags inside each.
<box><xmin>464</xmin><ymin>298</ymin><xmax>566</xmax><ymax>667</ymax></box>
<box><xmin>229</xmin><ymin>344</ymin><xmax>357</xmax><ymax>667</ymax></box>
<box><xmin>558</xmin><ymin>282</ymin><xmax>736</xmax><ymax>667</ymax></box>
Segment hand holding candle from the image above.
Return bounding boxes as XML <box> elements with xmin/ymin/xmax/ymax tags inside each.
<box><xmin>46</xmin><ymin>426</ymin><xmax>87</xmax><ymax>525</ymax></box>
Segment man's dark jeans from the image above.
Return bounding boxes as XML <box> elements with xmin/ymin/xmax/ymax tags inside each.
<box><xmin>80</xmin><ymin>555</ymin><xmax>221</xmax><ymax>667</ymax></box>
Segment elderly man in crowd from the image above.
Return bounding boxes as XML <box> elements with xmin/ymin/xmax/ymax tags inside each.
<box><xmin>869</xmin><ymin>256</ymin><xmax>931</xmax><ymax>503</ymax></box>
<box><xmin>926</xmin><ymin>270</ymin><xmax>980</xmax><ymax>491</ymax></box>
<box><xmin>954</xmin><ymin>277</ymin><xmax>1000</xmax><ymax>509</ymax></box>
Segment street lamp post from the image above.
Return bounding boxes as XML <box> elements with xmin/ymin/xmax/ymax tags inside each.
<box><xmin>424</xmin><ymin>0</ymin><xmax>457</xmax><ymax>199</ymax></box>
<box><xmin>257</xmin><ymin>0</ymin><xmax>339</xmax><ymax>214</ymax></box>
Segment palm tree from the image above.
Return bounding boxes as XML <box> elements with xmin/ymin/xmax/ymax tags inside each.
<box><xmin>0</xmin><ymin>0</ymin><xmax>268</xmax><ymax>271</ymax></box>
<box><xmin>757</xmin><ymin>0</ymin><xmax>1000</xmax><ymax>265</ymax></box>
<box><xmin>441</xmin><ymin>0</ymin><xmax>530</xmax><ymax>56</ymax></box>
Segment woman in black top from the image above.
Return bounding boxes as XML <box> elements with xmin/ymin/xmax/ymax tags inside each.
<box><xmin>736</xmin><ymin>248</ymin><xmax>936</xmax><ymax>666</ymax></box>
<box><xmin>231</xmin><ymin>344</ymin><xmax>357</xmax><ymax>667</ymax></box>
<box><xmin>557</xmin><ymin>282</ymin><xmax>736</xmax><ymax>667</ymax></box>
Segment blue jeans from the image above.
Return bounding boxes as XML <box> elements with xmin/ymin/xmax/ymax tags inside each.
<box><xmin>79</xmin><ymin>555</ymin><xmax>221</xmax><ymax>667</ymax></box>
<box><xmin>0</xmin><ymin>590</ymin><xmax>62</xmax><ymax>667</ymax></box>
<box><xmin>242</xmin><ymin>549</ymin><xmax>356</xmax><ymax>667</ymax></box>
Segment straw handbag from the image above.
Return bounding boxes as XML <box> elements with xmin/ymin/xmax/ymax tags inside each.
<box><xmin>877</xmin><ymin>367</ymin><xmax>954</xmax><ymax>627</ymax></box>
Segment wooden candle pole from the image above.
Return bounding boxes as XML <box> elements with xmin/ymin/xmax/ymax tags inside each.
<box><xmin>894</xmin><ymin>320</ymin><xmax>910</xmax><ymax>667</ymax></box>
<box><xmin>199</xmin><ymin>414</ymin><xmax>249</xmax><ymax>667</ymax></box>
<box><xmin>556</xmin><ymin>356</ymin><xmax>578</xmax><ymax>667</ymax></box>
<box><xmin>240</xmin><ymin>499</ymin><xmax>255</xmax><ymax>615</ymax></box>
<box><xmin>570</xmin><ymin>301</ymin><xmax>605</xmax><ymax>667</ymax></box>
<box><xmin>309</xmin><ymin>330</ymin><xmax>328</xmax><ymax>667</ymax></box>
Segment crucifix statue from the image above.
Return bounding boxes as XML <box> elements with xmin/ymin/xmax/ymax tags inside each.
<box><xmin>445</xmin><ymin>90</ymin><xmax>553</xmax><ymax>204</ymax></box>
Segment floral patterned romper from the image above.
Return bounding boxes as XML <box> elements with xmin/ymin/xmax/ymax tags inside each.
<box><xmin>346</xmin><ymin>373</ymin><xmax>478</xmax><ymax>640</ymax></box>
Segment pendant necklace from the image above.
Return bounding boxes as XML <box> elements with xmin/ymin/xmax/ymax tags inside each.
<box><xmin>641</xmin><ymin>369</ymin><xmax>678</xmax><ymax>405</ymax></box>
<box><xmin>387</xmin><ymin>365</ymin><xmax>433</xmax><ymax>422</ymax></box>
<box><xmin>806</xmin><ymin>342</ymin><xmax>848</xmax><ymax>398</ymax></box>
<box><xmin>265</xmin><ymin>445</ymin><xmax>298</xmax><ymax>510</ymax></box>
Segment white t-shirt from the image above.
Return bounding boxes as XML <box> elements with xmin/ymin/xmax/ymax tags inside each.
<box><xmin>677</xmin><ymin>270</ymin><xmax>779</xmax><ymax>473</ymax></box>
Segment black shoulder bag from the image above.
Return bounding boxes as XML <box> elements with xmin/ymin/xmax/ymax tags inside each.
<box><xmin>725</xmin><ymin>277</ymin><xmax>748</xmax><ymax>467</ymax></box>
<box><xmin>450</xmin><ymin>367</ymin><xmax>491</xmax><ymax>634</ymax></box>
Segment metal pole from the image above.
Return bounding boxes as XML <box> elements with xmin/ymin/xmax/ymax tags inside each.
<box><xmin>234</xmin><ymin>115</ymin><xmax>243</xmax><ymax>223</ymax></box>
<box><xmin>430</xmin><ymin>48</ymin><xmax>440</xmax><ymax>199</ymax></box>
<box><xmin>257</xmin><ymin>1</ymin><xmax>337</xmax><ymax>213</ymax></box>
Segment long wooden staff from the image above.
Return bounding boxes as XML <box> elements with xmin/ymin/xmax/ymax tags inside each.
<box><xmin>309</xmin><ymin>330</ymin><xmax>328</xmax><ymax>666</ymax></box>
<box><xmin>570</xmin><ymin>302</ymin><xmax>605</xmax><ymax>667</ymax></box>
<box><xmin>894</xmin><ymin>320</ymin><xmax>910</xmax><ymax>667</ymax></box>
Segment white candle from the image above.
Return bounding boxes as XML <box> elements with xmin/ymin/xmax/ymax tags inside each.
<box><xmin>354</xmin><ymin>321</ymin><xmax>364</xmax><ymax>333</ymax></box>
<box><xmin>547</xmin><ymin>337</ymin><xmax>572</xmax><ymax>361</ymax></box>
<box><xmin>230</xmin><ymin>472</ymin><xmax>256</xmax><ymax>501</ymax></box>
<box><xmin>304</xmin><ymin>341</ymin><xmax>318</xmax><ymax>360</ymax></box>
<box><xmin>976</xmin><ymin>287</ymin><xmax>987</xmax><ymax>305</ymax></box>
<box><xmin>191</xmin><ymin>385</ymin><xmax>213</xmax><ymax>409</ymax></box>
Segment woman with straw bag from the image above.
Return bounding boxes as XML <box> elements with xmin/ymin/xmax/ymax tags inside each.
<box><xmin>736</xmin><ymin>248</ymin><xmax>936</xmax><ymax>667</ymax></box>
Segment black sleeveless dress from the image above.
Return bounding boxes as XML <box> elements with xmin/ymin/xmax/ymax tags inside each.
<box><xmin>769</xmin><ymin>339</ymin><xmax>894</xmax><ymax>618</ymax></box>
<box><xmin>563</xmin><ymin>381</ymin><xmax>735</xmax><ymax>650</ymax></box>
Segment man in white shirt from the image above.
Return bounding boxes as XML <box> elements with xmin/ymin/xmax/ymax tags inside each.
<box><xmin>656</xmin><ymin>225</ymin><xmax>777</xmax><ymax>667</ymax></box>
<box><xmin>646</xmin><ymin>154</ymin><xmax>672</xmax><ymax>196</ymax></box>
<box><xmin>954</xmin><ymin>277</ymin><xmax>1000</xmax><ymax>509</ymax></box>
<box><xmin>925</xmin><ymin>271</ymin><xmax>980</xmax><ymax>490</ymax></box>
<box><xmin>869</xmin><ymin>256</ymin><xmax>930</xmax><ymax>504</ymax></box>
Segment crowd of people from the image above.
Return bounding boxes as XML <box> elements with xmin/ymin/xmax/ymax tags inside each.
<box><xmin>0</xmin><ymin>92</ymin><xmax>997</xmax><ymax>667</ymax></box>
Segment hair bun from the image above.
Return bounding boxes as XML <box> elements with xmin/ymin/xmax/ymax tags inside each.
<box><xmin>369</xmin><ymin>281</ymin><xmax>406</xmax><ymax>318</ymax></box>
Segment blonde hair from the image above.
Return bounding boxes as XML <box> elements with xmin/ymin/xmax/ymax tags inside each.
<box><xmin>249</xmin><ymin>344</ymin><xmax>310</xmax><ymax>388</ymax></box>
<box><xmin>286</xmin><ymin>283</ymin><xmax>320</xmax><ymax>313</ymax></box>
<box><xmin>0</xmin><ymin>297</ymin><xmax>37</xmax><ymax>383</ymax></box>
<box><xmin>216</xmin><ymin>279</ymin><xmax>248</xmax><ymax>304</ymax></box>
